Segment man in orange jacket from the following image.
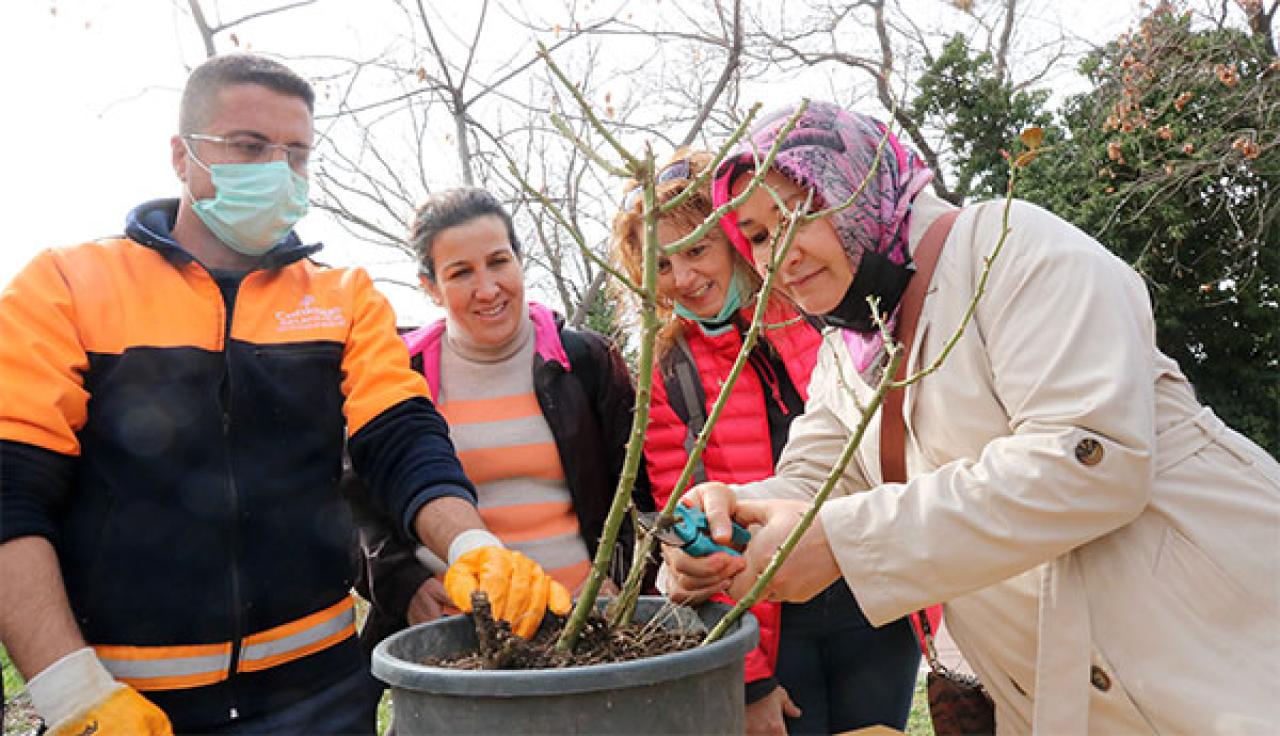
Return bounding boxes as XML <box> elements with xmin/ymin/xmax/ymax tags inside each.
<box><xmin>0</xmin><ymin>54</ymin><xmax>556</xmax><ymax>735</ymax></box>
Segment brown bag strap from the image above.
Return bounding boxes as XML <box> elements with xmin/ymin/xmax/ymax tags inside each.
<box><xmin>875</xmin><ymin>209</ymin><xmax>961</xmax><ymax>675</ymax></box>
<box><xmin>879</xmin><ymin>209</ymin><xmax>960</xmax><ymax>485</ymax></box>
<box><xmin>916</xmin><ymin>608</ymin><xmax>943</xmax><ymax>671</ymax></box>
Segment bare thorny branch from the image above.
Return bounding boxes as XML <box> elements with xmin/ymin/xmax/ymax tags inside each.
<box><xmin>530</xmin><ymin>29</ymin><xmax>809</xmax><ymax>646</ymax></box>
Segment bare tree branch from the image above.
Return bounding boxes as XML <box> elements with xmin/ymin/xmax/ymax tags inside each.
<box><xmin>995</xmin><ymin>0</ymin><xmax>1019</xmax><ymax>81</ymax></box>
<box><xmin>681</xmin><ymin>0</ymin><xmax>743</xmax><ymax>146</ymax></box>
<box><xmin>186</xmin><ymin>0</ymin><xmax>217</xmax><ymax>57</ymax></box>
<box><xmin>211</xmin><ymin>1</ymin><xmax>317</xmax><ymax>34</ymax></box>
<box><xmin>460</xmin><ymin>0</ymin><xmax>492</xmax><ymax>86</ymax></box>
<box><xmin>569</xmin><ymin>270</ymin><xmax>609</xmax><ymax>327</ymax></box>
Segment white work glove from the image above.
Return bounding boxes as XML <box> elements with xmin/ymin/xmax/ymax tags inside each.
<box><xmin>27</xmin><ymin>648</ymin><xmax>172</xmax><ymax>736</ymax></box>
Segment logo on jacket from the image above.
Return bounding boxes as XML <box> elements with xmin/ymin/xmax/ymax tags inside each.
<box><xmin>276</xmin><ymin>295</ymin><xmax>345</xmax><ymax>331</ymax></box>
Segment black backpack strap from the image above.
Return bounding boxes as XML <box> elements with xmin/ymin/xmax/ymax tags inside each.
<box><xmin>658</xmin><ymin>333</ymin><xmax>709</xmax><ymax>485</ymax></box>
<box><xmin>559</xmin><ymin>327</ymin><xmax>599</xmax><ymax>404</ymax></box>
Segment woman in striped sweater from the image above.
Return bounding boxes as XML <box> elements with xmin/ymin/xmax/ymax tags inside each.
<box><xmin>351</xmin><ymin>187</ymin><xmax>653</xmax><ymax>653</ymax></box>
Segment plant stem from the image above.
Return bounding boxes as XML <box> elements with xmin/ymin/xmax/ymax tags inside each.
<box><xmin>538</xmin><ymin>42</ymin><xmax>640</xmax><ymax>171</ymax></box>
<box><xmin>608</xmin><ymin>192</ymin><xmax>809</xmax><ymax>628</ymax></box>
<box><xmin>659</xmin><ymin>103</ymin><xmax>762</xmax><ymax>214</ymax></box>
<box><xmin>548</xmin><ymin>112</ymin><xmax>631</xmax><ymax>179</ymax></box>
<box><xmin>506</xmin><ymin>161</ymin><xmax>640</xmax><ymax>294</ymax></box>
<box><xmin>662</xmin><ymin>101</ymin><xmax>810</xmax><ymax>256</ymax></box>
<box><xmin>891</xmin><ymin>166</ymin><xmax>1019</xmax><ymax>388</ymax></box>
<box><xmin>702</xmin><ymin>346</ymin><xmax>901</xmax><ymax>645</ymax></box>
<box><xmin>801</xmin><ymin>128</ymin><xmax>890</xmax><ymax>224</ymax></box>
<box><xmin>556</xmin><ymin>149</ymin><xmax>661</xmax><ymax>651</ymax></box>
<box><xmin>606</xmin><ymin>104</ymin><xmax>809</xmax><ymax>626</ymax></box>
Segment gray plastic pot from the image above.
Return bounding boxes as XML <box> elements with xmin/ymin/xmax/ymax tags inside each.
<box><xmin>372</xmin><ymin>597</ymin><xmax>758</xmax><ymax>735</ymax></box>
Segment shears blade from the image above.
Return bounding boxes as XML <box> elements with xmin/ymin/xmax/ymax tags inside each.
<box><xmin>636</xmin><ymin>510</ymin><xmax>685</xmax><ymax>547</ymax></box>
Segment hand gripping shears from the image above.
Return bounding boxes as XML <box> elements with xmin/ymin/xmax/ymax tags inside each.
<box><xmin>637</xmin><ymin>504</ymin><xmax>751</xmax><ymax>557</ymax></box>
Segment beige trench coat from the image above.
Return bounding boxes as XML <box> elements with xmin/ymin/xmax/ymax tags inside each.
<box><xmin>742</xmin><ymin>190</ymin><xmax>1280</xmax><ymax>733</ymax></box>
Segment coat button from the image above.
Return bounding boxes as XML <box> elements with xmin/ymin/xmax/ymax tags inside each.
<box><xmin>1075</xmin><ymin>438</ymin><xmax>1104</xmax><ymax>466</ymax></box>
<box><xmin>1090</xmin><ymin>665</ymin><xmax>1111</xmax><ymax>691</ymax></box>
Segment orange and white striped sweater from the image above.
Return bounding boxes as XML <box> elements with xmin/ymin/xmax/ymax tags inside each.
<box><xmin>431</xmin><ymin>317</ymin><xmax>592</xmax><ymax>592</ymax></box>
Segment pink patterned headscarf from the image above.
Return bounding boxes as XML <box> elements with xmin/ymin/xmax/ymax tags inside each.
<box><xmin>711</xmin><ymin>102</ymin><xmax>934</xmax><ymax>371</ymax></box>
<box><xmin>712</xmin><ymin>101</ymin><xmax>934</xmax><ymax>271</ymax></box>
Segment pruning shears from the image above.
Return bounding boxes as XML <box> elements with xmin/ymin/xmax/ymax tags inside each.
<box><xmin>637</xmin><ymin>504</ymin><xmax>751</xmax><ymax>557</ymax></box>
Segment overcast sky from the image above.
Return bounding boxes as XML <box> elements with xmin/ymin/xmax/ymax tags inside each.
<box><xmin>1</xmin><ymin>1</ymin><xmax>442</xmax><ymax>318</ymax></box>
<box><xmin>1</xmin><ymin>0</ymin><xmax>1141</xmax><ymax>324</ymax></box>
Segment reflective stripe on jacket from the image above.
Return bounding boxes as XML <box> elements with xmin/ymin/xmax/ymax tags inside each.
<box><xmin>96</xmin><ymin>598</ymin><xmax>356</xmax><ymax>691</ymax></box>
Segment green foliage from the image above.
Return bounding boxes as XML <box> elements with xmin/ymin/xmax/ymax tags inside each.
<box><xmin>911</xmin><ymin>34</ymin><xmax>1052</xmax><ymax>199</ymax></box>
<box><xmin>3</xmin><ymin>644</ymin><xmax>38</xmax><ymax>736</ymax></box>
<box><xmin>1016</xmin><ymin>6</ymin><xmax>1279</xmax><ymax>454</ymax></box>
<box><xmin>580</xmin><ymin>283</ymin><xmax>642</xmax><ymax>370</ymax></box>
<box><xmin>377</xmin><ymin>690</ymin><xmax>392</xmax><ymax>735</ymax></box>
<box><xmin>1</xmin><ymin>645</ymin><xmax>22</xmax><ymax>699</ymax></box>
<box><xmin>907</xmin><ymin>673</ymin><xmax>936</xmax><ymax>735</ymax></box>
<box><xmin>582</xmin><ymin>284</ymin><xmax>627</xmax><ymax>343</ymax></box>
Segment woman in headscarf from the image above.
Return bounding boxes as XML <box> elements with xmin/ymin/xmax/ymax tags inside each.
<box><xmin>664</xmin><ymin>101</ymin><xmax>1280</xmax><ymax>733</ymax></box>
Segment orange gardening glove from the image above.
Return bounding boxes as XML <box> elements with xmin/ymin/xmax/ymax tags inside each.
<box><xmin>443</xmin><ymin>546</ymin><xmax>571</xmax><ymax>638</ymax></box>
<box><xmin>49</xmin><ymin>685</ymin><xmax>172</xmax><ymax>736</ymax></box>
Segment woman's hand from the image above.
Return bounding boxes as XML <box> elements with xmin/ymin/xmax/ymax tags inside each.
<box><xmin>682</xmin><ymin>482</ymin><xmax>743</xmax><ymax>545</ymax></box>
<box><xmin>407</xmin><ymin>577</ymin><xmax>458</xmax><ymax>625</ymax></box>
<box><xmin>727</xmin><ymin>499</ymin><xmax>841</xmax><ymax>604</ymax></box>
<box><xmin>745</xmin><ymin>685</ymin><xmax>802</xmax><ymax>736</ymax></box>
<box><xmin>662</xmin><ymin>482</ymin><xmax>748</xmax><ymax>603</ymax></box>
<box><xmin>661</xmin><ymin>546</ymin><xmax>746</xmax><ymax>604</ymax></box>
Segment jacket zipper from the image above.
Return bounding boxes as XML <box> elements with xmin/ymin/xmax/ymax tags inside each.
<box><xmin>209</xmin><ymin>267</ymin><xmax>245</xmax><ymax>720</ymax></box>
<box><xmin>224</xmin><ymin>405</ymin><xmax>243</xmax><ymax>720</ymax></box>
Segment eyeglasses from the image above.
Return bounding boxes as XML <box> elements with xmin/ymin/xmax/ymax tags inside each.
<box><xmin>622</xmin><ymin>158</ymin><xmax>692</xmax><ymax>210</ymax></box>
<box><xmin>184</xmin><ymin>133</ymin><xmax>314</xmax><ymax>172</ymax></box>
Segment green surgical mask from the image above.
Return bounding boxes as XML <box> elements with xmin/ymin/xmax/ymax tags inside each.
<box><xmin>674</xmin><ymin>272</ymin><xmax>744</xmax><ymax>337</ymax></box>
<box><xmin>187</xmin><ymin>158</ymin><xmax>309</xmax><ymax>256</ymax></box>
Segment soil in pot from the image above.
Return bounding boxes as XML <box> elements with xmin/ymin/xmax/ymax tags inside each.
<box><xmin>427</xmin><ymin>592</ymin><xmax>703</xmax><ymax>670</ymax></box>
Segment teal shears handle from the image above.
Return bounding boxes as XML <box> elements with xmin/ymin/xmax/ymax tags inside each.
<box><xmin>674</xmin><ymin>504</ymin><xmax>751</xmax><ymax>557</ymax></box>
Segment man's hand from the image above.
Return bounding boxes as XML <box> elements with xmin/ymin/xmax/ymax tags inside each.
<box><xmin>661</xmin><ymin>482</ymin><xmax>747</xmax><ymax>604</ymax></box>
<box><xmin>745</xmin><ymin>685</ymin><xmax>802</xmax><ymax>736</ymax></box>
<box><xmin>406</xmin><ymin>577</ymin><xmax>458</xmax><ymax>626</ymax></box>
<box><xmin>726</xmin><ymin>499</ymin><xmax>841</xmax><ymax>604</ymax></box>
<box><xmin>49</xmin><ymin>685</ymin><xmax>172</xmax><ymax>736</ymax></box>
<box><xmin>443</xmin><ymin>547</ymin><xmax>571</xmax><ymax>638</ymax></box>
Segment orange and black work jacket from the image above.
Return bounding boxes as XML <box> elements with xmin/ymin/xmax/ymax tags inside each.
<box><xmin>0</xmin><ymin>199</ymin><xmax>475</xmax><ymax>730</ymax></box>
